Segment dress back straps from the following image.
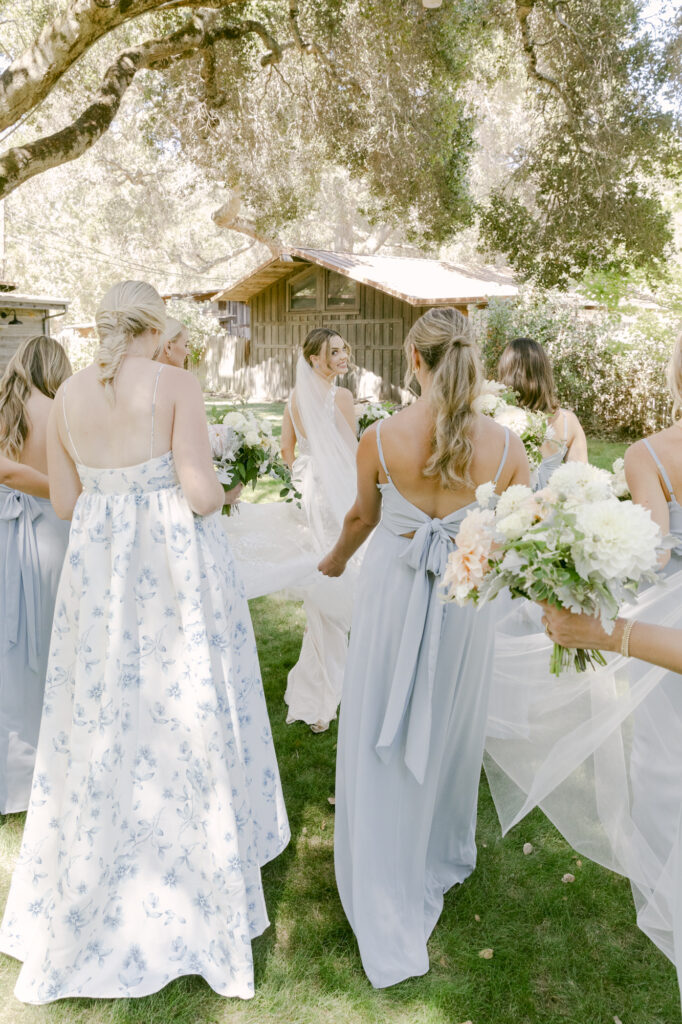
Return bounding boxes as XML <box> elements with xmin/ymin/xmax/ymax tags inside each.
<box><xmin>642</xmin><ymin>438</ymin><xmax>676</xmax><ymax>503</ymax></box>
<box><xmin>378</xmin><ymin>421</ymin><xmax>510</xmax><ymax>490</ymax></box>
<box><xmin>375</xmin><ymin>420</ymin><xmax>392</xmax><ymax>483</ymax></box>
<box><xmin>150</xmin><ymin>365</ymin><xmax>163</xmax><ymax>460</ymax></box>
<box><xmin>61</xmin><ymin>381</ymin><xmax>83</xmax><ymax>465</ymax></box>
<box><xmin>493</xmin><ymin>427</ymin><xmax>510</xmax><ymax>488</ymax></box>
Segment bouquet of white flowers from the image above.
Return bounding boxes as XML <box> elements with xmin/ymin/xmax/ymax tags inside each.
<box><xmin>355</xmin><ymin>400</ymin><xmax>396</xmax><ymax>436</ymax></box>
<box><xmin>441</xmin><ymin>462</ymin><xmax>663</xmax><ymax>674</ymax></box>
<box><xmin>473</xmin><ymin>379</ymin><xmax>548</xmax><ymax>470</ymax></box>
<box><xmin>610</xmin><ymin>456</ymin><xmax>631</xmax><ymax>499</ymax></box>
<box><xmin>206</xmin><ymin>406</ymin><xmax>300</xmax><ymax>515</ymax></box>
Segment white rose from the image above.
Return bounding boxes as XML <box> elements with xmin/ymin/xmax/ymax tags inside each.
<box><xmin>497</xmin><ymin>507</ymin><xmax>536</xmax><ymax>540</ymax></box>
<box><xmin>223</xmin><ymin>411</ymin><xmax>248</xmax><ymax>430</ymax></box>
<box><xmin>494</xmin><ymin>406</ymin><xmax>529</xmax><ymax>436</ymax></box>
<box><xmin>475</xmin><ymin>481</ymin><xmax>496</xmax><ymax>508</ymax></box>
<box><xmin>547</xmin><ymin>462</ymin><xmax>613</xmax><ymax>505</ymax></box>
<box><xmin>495</xmin><ymin>483</ymin><xmax>535</xmax><ymax>520</ymax></box>
<box><xmin>244</xmin><ymin>430</ymin><xmax>260</xmax><ymax>446</ymax></box>
<box><xmin>473</xmin><ymin>393</ymin><xmax>499</xmax><ymax>416</ymax></box>
<box><xmin>571</xmin><ymin>499</ymin><xmax>661</xmax><ymax>581</ymax></box>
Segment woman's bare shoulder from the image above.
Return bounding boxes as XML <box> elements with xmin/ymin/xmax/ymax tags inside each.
<box><xmin>335</xmin><ymin>386</ymin><xmax>355</xmax><ymax>406</ymax></box>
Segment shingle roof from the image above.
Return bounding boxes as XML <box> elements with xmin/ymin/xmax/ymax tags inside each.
<box><xmin>212</xmin><ymin>247</ymin><xmax>517</xmax><ymax>306</ymax></box>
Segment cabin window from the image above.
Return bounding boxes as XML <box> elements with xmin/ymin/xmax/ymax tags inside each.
<box><xmin>325</xmin><ymin>271</ymin><xmax>358</xmax><ymax>309</ymax></box>
<box><xmin>288</xmin><ymin>269</ymin><xmax>319</xmax><ymax>310</ymax></box>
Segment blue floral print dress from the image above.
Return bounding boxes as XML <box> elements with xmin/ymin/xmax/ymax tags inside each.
<box><xmin>0</xmin><ymin>392</ymin><xmax>289</xmax><ymax>1003</ymax></box>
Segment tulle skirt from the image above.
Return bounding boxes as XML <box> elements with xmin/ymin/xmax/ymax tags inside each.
<box><xmin>484</xmin><ymin>568</ymin><xmax>682</xmax><ymax>1006</ymax></box>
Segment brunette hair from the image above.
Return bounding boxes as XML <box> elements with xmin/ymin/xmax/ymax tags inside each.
<box><xmin>0</xmin><ymin>335</ymin><xmax>72</xmax><ymax>459</ymax></box>
<box><xmin>497</xmin><ymin>337</ymin><xmax>559</xmax><ymax>414</ymax></box>
<box><xmin>302</xmin><ymin>327</ymin><xmax>351</xmax><ymax>370</ymax></box>
<box><xmin>404</xmin><ymin>307</ymin><xmax>482</xmax><ymax>489</ymax></box>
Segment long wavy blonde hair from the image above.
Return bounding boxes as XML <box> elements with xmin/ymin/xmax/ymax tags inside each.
<box><xmin>0</xmin><ymin>335</ymin><xmax>72</xmax><ymax>460</ymax></box>
<box><xmin>404</xmin><ymin>307</ymin><xmax>482</xmax><ymax>489</ymax></box>
<box><xmin>95</xmin><ymin>281</ymin><xmax>166</xmax><ymax>398</ymax></box>
<box><xmin>667</xmin><ymin>331</ymin><xmax>682</xmax><ymax>422</ymax></box>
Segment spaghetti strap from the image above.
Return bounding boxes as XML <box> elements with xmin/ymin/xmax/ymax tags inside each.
<box><xmin>61</xmin><ymin>381</ymin><xmax>83</xmax><ymax>465</ymax></box>
<box><xmin>149</xmin><ymin>366</ymin><xmax>163</xmax><ymax>460</ymax></box>
<box><xmin>375</xmin><ymin>420</ymin><xmax>392</xmax><ymax>483</ymax></box>
<box><xmin>493</xmin><ymin>427</ymin><xmax>510</xmax><ymax>486</ymax></box>
<box><xmin>642</xmin><ymin>438</ymin><xmax>676</xmax><ymax>502</ymax></box>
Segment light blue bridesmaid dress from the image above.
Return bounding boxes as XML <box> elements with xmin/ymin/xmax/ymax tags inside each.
<box><xmin>0</xmin><ymin>483</ymin><xmax>69</xmax><ymax>813</ymax></box>
<box><xmin>335</xmin><ymin>421</ymin><xmax>509</xmax><ymax>988</ymax></box>
<box><xmin>535</xmin><ymin>410</ymin><xmax>568</xmax><ymax>490</ymax></box>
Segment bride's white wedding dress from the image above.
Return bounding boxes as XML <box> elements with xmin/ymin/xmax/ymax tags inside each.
<box><xmin>223</xmin><ymin>355</ymin><xmax>359</xmax><ymax>728</ymax></box>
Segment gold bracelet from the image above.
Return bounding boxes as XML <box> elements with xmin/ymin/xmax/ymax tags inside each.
<box><xmin>620</xmin><ymin>619</ymin><xmax>636</xmax><ymax>658</ymax></box>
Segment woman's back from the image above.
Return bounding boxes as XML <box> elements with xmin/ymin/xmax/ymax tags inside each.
<box><xmin>58</xmin><ymin>361</ymin><xmax>175</xmax><ymax>468</ymax></box>
<box><xmin>18</xmin><ymin>391</ymin><xmax>52</xmax><ymax>474</ymax></box>
<box><xmin>376</xmin><ymin>403</ymin><xmax>522</xmax><ymax>521</ymax></box>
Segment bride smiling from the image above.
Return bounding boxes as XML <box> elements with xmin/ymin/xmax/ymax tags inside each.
<box><xmin>222</xmin><ymin>328</ymin><xmax>360</xmax><ymax>733</ymax></box>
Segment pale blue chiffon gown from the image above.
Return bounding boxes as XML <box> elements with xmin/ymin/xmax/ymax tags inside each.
<box><xmin>0</xmin><ymin>483</ymin><xmax>69</xmax><ymax>812</ymax></box>
<box><xmin>335</xmin><ymin>422</ymin><xmax>509</xmax><ymax>988</ymax></box>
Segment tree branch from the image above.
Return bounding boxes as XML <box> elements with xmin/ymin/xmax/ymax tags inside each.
<box><xmin>0</xmin><ymin>0</ymin><xmax>246</xmax><ymax>134</ymax></box>
<box><xmin>0</xmin><ymin>13</ymin><xmax>284</xmax><ymax>200</ymax></box>
<box><xmin>212</xmin><ymin>191</ymin><xmax>283</xmax><ymax>255</ymax></box>
<box><xmin>514</xmin><ymin>2</ymin><xmax>565</xmax><ymax>100</ymax></box>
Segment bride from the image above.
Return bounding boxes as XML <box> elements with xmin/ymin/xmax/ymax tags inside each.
<box><xmin>223</xmin><ymin>328</ymin><xmax>359</xmax><ymax>733</ymax></box>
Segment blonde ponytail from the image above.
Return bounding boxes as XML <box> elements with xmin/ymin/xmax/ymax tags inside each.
<box><xmin>404</xmin><ymin>307</ymin><xmax>482</xmax><ymax>489</ymax></box>
<box><xmin>0</xmin><ymin>335</ymin><xmax>71</xmax><ymax>459</ymax></box>
<box><xmin>95</xmin><ymin>281</ymin><xmax>166</xmax><ymax>399</ymax></box>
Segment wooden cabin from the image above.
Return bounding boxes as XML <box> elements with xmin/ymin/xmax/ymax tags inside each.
<box><xmin>0</xmin><ymin>285</ymin><xmax>69</xmax><ymax>376</ymax></box>
<box><xmin>212</xmin><ymin>248</ymin><xmax>517</xmax><ymax>400</ymax></box>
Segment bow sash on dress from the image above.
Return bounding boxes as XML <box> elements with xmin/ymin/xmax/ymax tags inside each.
<box><xmin>374</xmin><ymin>509</ymin><xmax>464</xmax><ymax>785</ymax></box>
<box><xmin>0</xmin><ymin>486</ymin><xmax>43</xmax><ymax>672</ymax></box>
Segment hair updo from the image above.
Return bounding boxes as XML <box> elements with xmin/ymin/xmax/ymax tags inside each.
<box><xmin>404</xmin><ymin>306</ymin><xmax>482</xmax><ymax>490</ymax></box>
<box><xmin>302</xmin><ymin>327</ymin><xmax>351</xmax><ymax>370</ymax></box>
<box><xmin>95</xmin><ymin>281</ymin><xmax>166</xmax><ymax>398</ymax></box>
<box><xmin>497</xmin><ymin>337</ymin><xmax>559</xmax><ymax>414</ymax></box>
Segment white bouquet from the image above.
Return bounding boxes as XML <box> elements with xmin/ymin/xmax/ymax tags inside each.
<box><xmin>206</xmin><ymin>406</ymin><xmax>300</xmax><ymax>514</ymax></box>
<box><xmin>610</xmin><ymin>456</ymin><xmax>631</xmax><ymax>499</ymax></box>
<box><xmin>474</xmin><ymin>379</ymin><xmax>548</xmax><ymax>470</ymax></box>
<box><xmin>441</xmin><ymin>462</ymin><xmax>663</xmax><ymax>674</ymax></box>
<box><xmin>355</xmin><ymin>400</ymin><xmax>396</xmax><ymax>437</ymax></box>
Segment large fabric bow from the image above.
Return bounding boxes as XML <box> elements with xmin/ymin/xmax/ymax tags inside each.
<box><xmin>0</xmin><ymin>489</ymin><xmax>43</xmax><ymax>672</ymax></box>
<box><xmin>375</xmin><ymin>518</ymin><xmax>456</xmax><ymax>784</ymax></box>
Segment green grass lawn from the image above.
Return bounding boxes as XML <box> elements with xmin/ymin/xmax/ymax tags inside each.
<box><xmin>0</xmin><ymin>591</ymin><xmax>678</xmax><ymax>1023</ymax></box>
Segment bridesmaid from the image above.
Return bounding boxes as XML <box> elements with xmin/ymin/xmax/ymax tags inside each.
<box><xmin>497</xmin><ymin>337</ymin><xmax>587</xmax><ymax>488</ymax></box>
<box><xmin>157</xmin><ymin>316</ymin><xmax>190</xmax><ymax>368</ymax></box>
<box><xmin>0</xmin><ymin>335</ymin><xmax>72</xmax><ymax>812</ymax></box>
<box><xmin>319</xmin><ymin>307</ymin><xmax>529</xmax><ymax>987</ymax></box>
